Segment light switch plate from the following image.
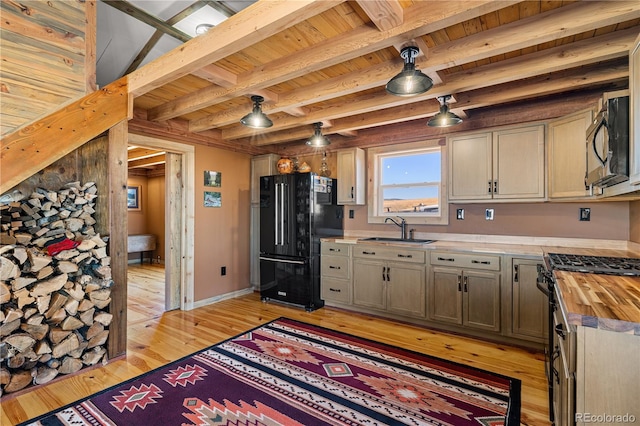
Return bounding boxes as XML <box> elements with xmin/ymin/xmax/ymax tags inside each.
<box><xmin>485</xmin><ymin>209</ymin><xmax>494</xmax><ymax>220</ymax></box>
<box><xmin>456</xmin><ymin>209</ymin><xmax>464</xmax><ymax>220</ymax></box>
<box><xmin>579</xmin><ymin>207</ymin><xmax>591</xmax><ymax>221</ymax></box>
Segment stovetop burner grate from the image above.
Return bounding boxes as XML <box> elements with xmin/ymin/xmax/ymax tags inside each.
<box><xmin>547</xmin><ymin>253</ymin><xmax>640</xmax><ymax>276</ymax></box>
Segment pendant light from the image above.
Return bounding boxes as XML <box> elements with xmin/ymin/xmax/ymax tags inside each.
<box><xmin>385</xmin><ymin>46</ymin><xmax>433</xmax><ymax>97</ymax></box>
<box><xmin>427</xmin><ymin>95</ymin><xmax>463</xmax><ymax>127</ymax></box>
<box><xmin>306</xmin><ymin>122</ymin><xmax>330</xmax><ymax>147</ymax></box>
<box><xmin>240</xmin><ymin>95</ymin><xmax>273</xmax><ymax>128</ymax></box>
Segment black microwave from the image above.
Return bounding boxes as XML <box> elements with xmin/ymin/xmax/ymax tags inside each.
<box><xmin>585</xmin><ymin>93</ymin><xmax>630</xmax><ymax>188</ymax></box>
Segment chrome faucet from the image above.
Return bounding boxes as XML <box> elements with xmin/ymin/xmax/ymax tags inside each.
<box><xmin>385</xmin><ymin>216</ymin><xmax>407</xmax><ymax>240</ymax></box>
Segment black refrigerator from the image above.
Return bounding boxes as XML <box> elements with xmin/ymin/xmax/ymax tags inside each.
<box><xmin>259</xmin><ymin>173</ymin><xmax>343</xmax><ymax>311</ymax></box>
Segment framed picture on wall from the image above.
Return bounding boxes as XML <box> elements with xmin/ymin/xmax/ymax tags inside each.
<box><xmin>204</xmin><ymin>191</ymin><xmax>221</xmax><ymax>207</ymax></box>
<box><xmin>204</xmin><ymin>170</ymin><xmax>222</xmax><ymax>187</ymax></box>
<box><xmin>127</xmin><ymin>185</ymin><xmax>141</xmax><ymax>210</ymax></box>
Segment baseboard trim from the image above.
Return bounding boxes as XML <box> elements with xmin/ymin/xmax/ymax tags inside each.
<box><xmin>192</xmin><ymin>287</ymin><xmax>254</xmax><ymax>310</ymax></box>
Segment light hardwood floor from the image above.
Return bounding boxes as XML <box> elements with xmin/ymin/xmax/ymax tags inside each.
<box><xmin>1</xmin><ymin>264</ymin><xmax>550</xmax><ymax>425</ymax></box>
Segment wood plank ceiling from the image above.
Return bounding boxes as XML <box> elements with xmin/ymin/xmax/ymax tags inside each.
<box><xmin>111</xmin><ymin>0</ymin><xmax>640</xmax><ymax>169</ymax></box>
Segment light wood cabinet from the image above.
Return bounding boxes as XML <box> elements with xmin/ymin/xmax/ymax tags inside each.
<box><xmin>352</xmin><ymin>244</ymin><xmax>426</xmax><ymax>318</ymax></box>
<box><xmin>428</xmin><ymin>251</ymin><xmax>501</xmax><ymax>333</ymax></box>
<box><xmin>337</xmin><ymin>148</ymin><xmax>365</xmax><ymax>205</ymax></box>
<box><xmin>448</xmin><ymin>124</ymin><xmax>545</xmax><ymax>201</ymax></box>
<box><xmin>320</xmin><ymin>242</ymin><xmax>352</xmax><ymax>304</ymax></box>
<box><xmin>548</xmin><ymin>110</ymin><xmax>593</xmax><ymax>199</ymax></box>
<box><xmin>510</xmin><ymin>258</ymin><xmax>547</xmax><ymax>343</ymax></box>
<box><xmin>630</xmin><ymin>33</ymin><xmax>640</xmax><ymax>186</ymax></box>
<box><xmin>250</xmin><ymin>154</ymin><xmax>279</xmax><ymax>289</ymax></box>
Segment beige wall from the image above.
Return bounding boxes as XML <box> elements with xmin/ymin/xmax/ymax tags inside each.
<box><xmin>631</xmin><ymin>200</ymin><xmax>640</xmax><ymax>243</ymax></box>
<box><xmin>345</xmin><ymin>201</ymin><xmax>630</xmax><ymax>241</ymax></box>
<box><xmin>194</xmin><ymin>146</ymin><xmax>251</xmax><ymax>301</ymax></box>
<box><xmin>127</xmin><ymin>175</ymin><xmax>148</xmax><ymax>235</ymax></box>
<box><xmin>147</xmin><ymin>176</ymin><xmax>166</xmax><ymax>262</ymax></box>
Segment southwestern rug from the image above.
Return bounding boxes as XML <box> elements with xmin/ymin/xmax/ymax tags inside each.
<box><xmin>21</xmin><ymin>318</ymin><xmax>520</xmax><ymax>426</ymax></box>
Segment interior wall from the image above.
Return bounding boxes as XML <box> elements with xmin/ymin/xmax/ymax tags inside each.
<box><xmin>630</xmin><ymin>200</ymin><xmax>640</xmax><ymax>243</ymax></box>
<box><xmin>147</xmin><ymin>175</ymin><xmax>166</xmax><ymax>262</ymax></box>
<box><xmin>127</xmin><ymin>175</ymin><xmax>148</xmax><ymax>235</ymax></box>
<box><xmin>345</xmin><ymin>201</ymin><xmax>630</xmax><ymax>241</ymax></box>
<box><xmin>193</xmin><ymin>145</ymin><xmax>251</xmax><ymax>302</ymax></box>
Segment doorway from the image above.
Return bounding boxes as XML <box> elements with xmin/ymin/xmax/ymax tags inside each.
<box><xmin>127</xmin><ymin>133</ymin><xmax>196</xmax><ymax>311</ymax></box>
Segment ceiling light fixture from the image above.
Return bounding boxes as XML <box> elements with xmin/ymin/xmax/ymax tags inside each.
<box><xmin>195</xmin><ymin>23</ymin><xmax>214</xmax><ymax>35</ymax></box>
<box><xmin>306</xmin><ymin>122</ymin><xmax>330</xmax><ymax>147</ymax></box>
<box><xmin>240</xmin><ymin>95</ymin><xmax>273</xmax><ymax>129</ymax></box>
<box><xmin>427</xmin><ymin>95</ymin><xmax>463</xmax><ymax>127</ymax></box>
<box><xmin>386</xmin><ymin>46</ymin><xmax>433</xmax><ymax>97</ymax></box>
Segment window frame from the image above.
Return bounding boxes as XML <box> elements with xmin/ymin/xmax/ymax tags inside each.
<box><xmin>367</xmin><ymin>140</ymin><xmax>449</xmax><ymax>225</ymax></box>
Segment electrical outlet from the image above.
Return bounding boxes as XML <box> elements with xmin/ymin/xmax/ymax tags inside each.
<box><xmin>579</xmin><ymin>207</ymin><xmax>591</xmax><ymax>221</ymax></box>
<box><xmin>485</xmin><ymin>208</ymin><xmax>494</xmax><ymax>221</ymax></box>
<box><xmin>221</xmin><ymin>266</ymin><xmax>226</xmax><ymax>276</ymax></box>
<box><xmin>456</xmin><ymin>209</ymin><xmax>465</xmax><ymax>220</ymax></box>
<box><xmin>349</xmin><ymin>209</ymin><xmax>354</xmax><ymax>219</ymax></box>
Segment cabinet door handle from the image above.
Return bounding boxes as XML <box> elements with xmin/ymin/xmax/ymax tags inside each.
<box><xmin>438</xmin><ymin>257</ymin><xmax>455</xmax><ymax>262</ymax></box>
<box><xmin>471</xmin><ymin>260</ymin><xmax>491</xmax><ymax>265</ymax></box>
<box><xmin>386</xmin><ymin>267</ymin><xmax>390</xmax><ymax>282</ymax></box>
<box><xmin>488</xmin><ymin>181</ymin><xmax>493</xmax><ymax>194</ymax></box>
<box><xmin>397</xmin><ymin>254</ymin><xmax>413</xmax><ymax>258</ymax></box>
<box><xmin>363</xmin><ymin>251</ymin><xmax>376</xmax><ymax>255</ymax></box>
<box><xmin>329</xmin><ymin>288</ymin><xmax>341</xmax><ymax>293</ymax></box>
<box><xmin>382</xmin><ymin>266</ymin><xmax>386</xmax><ymax>281</ymax></box>
<box><xmin>457</xmin><ymin>275</ymin><xmax>462</xmax><ymax>292</ymax></box>
<box><xmin>494</xmin><ymin>180</ymin><xmax>498</xmax><ymax>194</ymax></box>
<box><xmin>329</xmin><ymin>248</ymin><xmax>341</xmax><ymax>252</ymax></box>
<box><xmin>329</xmin><ymin>265</ymin><xmax>341</xmax><ymax>270</ymax></box>
<box><xmin>350</xmin><ymin>186</ymin><xmax>354</xmax><ymax>199</ymax></box>
<box><xmin>513</xmin><ymin>264</ymin><xmax>519</xmax><ymax>283</ymax></box>
<box><xmin>463</xmin><ymin>276</ymin><xmax>468</xmax><ymax>292</ymax></box>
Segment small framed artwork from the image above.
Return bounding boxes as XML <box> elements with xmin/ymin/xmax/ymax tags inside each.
<box><xmin>204</xmin><ymin>170</ymin><xmax>222</xmax><ymax>187</ymax></box>
<box><xmin>204</xmin><ymin>191</ymin><xmax>221</xmax><ymax>207</ymax></box>
<box><xmin>127</xmin><ymin>185</ymin><xmax>141</xmax><ymax>210</ymax></box>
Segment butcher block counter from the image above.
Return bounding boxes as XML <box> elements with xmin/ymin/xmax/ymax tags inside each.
<box><xmin>543</xmin><ymin>247</ymin><xmax>640</xmax><ymax>335</ymax></box>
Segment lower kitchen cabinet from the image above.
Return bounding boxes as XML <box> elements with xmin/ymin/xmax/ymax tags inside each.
<box><xmin>352</xmin><ymin>245</ymin><xmax>426</xmax><ymax>318</ymax></box>
<box><xmin>511</xmin><ymin>257</ymin><xmax>548</xmax><ymax>343</ymax></box>
<box><xmin>320</xmin><ymin>242</ymin><xmax>351</xmax><ymax>304</ymax></box>
<box><xmin>428</xmin><ymin>251</ymin><xmax>501</xmax><ymax>333</ymax></box>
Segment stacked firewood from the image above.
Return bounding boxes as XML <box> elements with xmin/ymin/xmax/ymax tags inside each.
<box><xmin>0</xmin><ymin>182</ymin><xmax>113</xmax><ymax>395</ymax></box>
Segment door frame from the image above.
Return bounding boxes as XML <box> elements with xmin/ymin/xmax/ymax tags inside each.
<box><xmin>128</xmin><ymin>133</ymin><xmax>195</xmax><ymax>310</ymax></box>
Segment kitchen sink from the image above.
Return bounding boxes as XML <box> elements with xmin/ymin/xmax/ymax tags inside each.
<box><xmin>358</xmin><ymin>237</ymin><xmax>436</xmax><ymax>244</ymax></box>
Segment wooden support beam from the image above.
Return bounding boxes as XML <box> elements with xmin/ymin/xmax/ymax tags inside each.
<box><xmin>0</xmin><ymin>78</ymin><xmax>130</xmax><ymax>194</ymax></box>
<box><xmin>355</xmin><ymin>0</ymin><xmax>403</xmax><ymax>32</ymax></box>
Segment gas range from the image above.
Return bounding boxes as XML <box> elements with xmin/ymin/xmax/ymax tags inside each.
<box><xmin>547</xmin><ymin>253</ymin><xmax>640</xmax><ymax>276</ymax></box>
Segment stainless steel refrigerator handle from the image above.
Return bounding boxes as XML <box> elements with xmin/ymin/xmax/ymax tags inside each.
<box><xmin>274</xmin><ymin>183</ymin><xmax>280</xmax><ymax>245</ymax></box>
<box><xmin>259</xmin><ymin>256</ymin><xmax>306</xmax><ymax>265</ymax></box>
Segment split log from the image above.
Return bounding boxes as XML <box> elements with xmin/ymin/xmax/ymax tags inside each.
<box><xmin>11</xmin><ymin>276</ymin><xmax>37</xmax><ymax>292</ymax></box>
<box><xmin>20</xmin><ymin>323</ymin><xmax>49</xmax><ymax>341</ymax></box>
<box><xmin>4</xmin><ymin>333</ymin><xmax>36</xmax><ymax>352</ymax></box>
<box><xmin>0</xmin><ymin>257</ymin><xmax>19</xmax><ymax>281</ymax></box>
<box><xmin>27</xmin><ymin>249</ymin><xmax>52</xmax><ymax>273</ymax></box>
<box><xmin>89</xmin><ymin>289</ymin><xmax>111</xmax><ymax>309</ymax></box>
<box><xmin>3</xmin><ymin>307</ymin><xmax>24</xmax><ymax>323</ymax></box>
<box><xmin>12</xmin><ymin>247</ymin><xmax>28</xmax><ymax>264</ymax></box>
<box><xmin>31</xmin><ymin>273</ymin><xmax>67</xmax><ymax>297</ymax></box>
<box><xmin>66</xmin><ymin>283</ymin><xmax>85</xmax><ymax>301</ymax></box>
<box><xmin>0</xmin><ymin>319</ymin><xmax>21</xmax><ymax>337</ymax></box>
<box><xmin>48</xmin><ymin>328</ymin><xmax>72</xmax><ymax>345</ymax></box>
<box><xmin>45</xmin><ymin>293</ymin><xmax>68</xmax><ymax>319</ymax></box>
<box><xmin>76</xmin><ymin>239</ymin><xmax>96</xmax><ymax>251</ymax></box>
<box><xmin>36</xmin><ymin>295</ymin><xmax>51</xmax><ymax>314</ymax></box>
<box><xmin>23</xmin><ymin>308</ymin><xmax>38</xmax><ymax>321</ymax></box>
<box><xmin>34</xmin><ymin>340</ymin><xmax>52</xmax><ymax>355</ymax></box>
<box><xmin>64</xmin><ymin>299</ymin><xmax>79</xmax><ymax>316</ymax></box>
<box><xmin>34</xmin><ymin>366</ymin><xmax>58</xmax><ymax>385</ymax></box>
<box><xmin>0</xmin><ymin>283</ymin><xmax>10</xmax><ymax>304</ymax></box>
<box><xmin>82</xmin><ymin>347</ymin><xmax>106</xmax><ymax>366</ymax></box>
<box><xmin>14</xmin><ymin>233</ymin><xmax>32</xmax><ymax>245</ymax></box>
<box><xmin>52</xmin><ymin>333</ymin><xmax>79</xmax><ymax>358</ymax></box>
<box><xmin>0</xmin><ymin>368</ymin><xmax>10</xmax><ymax>385</ymax></box>
<box><xmin>94</xmin><ymin>312</ymin><xmax>113</xmax><ymax>326</ymax></box>
<box><xmin>58</xmin><ymin>357</ymin><xmax>83</xmax><ymax>375</ymax></box>
<box><xmin>79</xmin><ymin>308</ymin><xmax>95</xmax><ymax>326</ymax></box>
<box><xmin>94</xmin><ymin>265</ymin><xmax>111</xmax><ymax>279</ymax></box>
<box><xmin>7</xmin><ymin>353</ymin><xmax>25</xmax><ymax>369</ymax></box>
<box><xmin>4</xmin><ymin>370</ymin><xmax>32</xmax><ymax>393</ymax></box>
<box><xmin>47</xmin><ymin>308</ymin><xmax>67</xmax><ymax>325</ymax></box>
<box><xmin>87</xmin><ymin>330</ymin><xmax>109</xmax><ymax>350</ymax></box>
<box><xmin>77</xmin><ymin>299</ymin><xmax>94</xmax><ymax>312</ymax></box>
<box><xmin>56</xmin><ymin>261</ymin><xmax>79</xmax><ymax>274</ymax></box>
<box><xmin>85</xmin><ymin>322</ymin><xmax>103</xmax><ymax>341</ymax></box>
<box><xmin>36</xmin><ymin>265</ymin><xmax>54</xmax><ymax>280</ymax></box>
<box><xmin>60</xmin><ymin>316</ymin><xmax>84</xmax><ymax>331</ymax></box>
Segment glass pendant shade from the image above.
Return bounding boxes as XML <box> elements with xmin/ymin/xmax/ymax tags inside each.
<box><xmin>427</xmin><ymin>96</ymin><xmax>463</xmax><ymax>127</ymax></box>
<box><xmin>386</xmin><ymin>46</ymin><xmax>433</xmax><ymax>96</ymax></box>
<box><xmin>306</xmin><ymin>122</ymin><xmax>330</xmax><ymax>147</ymax></box>
<box><xmin>240</xmin><ymin>95</ymin><xmax>273</xmax><ymax>128</ymax></box>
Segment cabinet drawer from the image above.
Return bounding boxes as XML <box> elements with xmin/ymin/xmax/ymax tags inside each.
<box><xmin>353</xmin><ymin>245</ymin><xmax>425</xmax><ymax>263</ymax></box>
<box><xmin>321</xmin><ymin>255</ymin><xmax>350</xmax><ymax>279</ymax></box>
<box><xmin>430</xmin><ymin>251</ymin><xmax>500</xmax><ymax>271</ymax></box>
<box><xmin>321</xmin><ymin>242</ymin><xmax>350</xmax><ymax>257</ymax></box>
<box><xmin>321</xmin><ymin>277</ymin><xmax>350</xmax><ymax>304</ymax></box>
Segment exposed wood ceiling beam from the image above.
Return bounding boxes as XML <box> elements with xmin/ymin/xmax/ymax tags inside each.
<box><xmin>186</xmin><ymin>0</ymin><xmax>638</xmax><ymax>132</ymax></box>
<box><xmin>220</xmin><ymin>28</ymin><xmax>635</xmax><ymax>141</ymax></box>
<box><xmin>102</xmin><ymin>0</ymin><xmax>192</xmax><ymax>43</ymax></box>
<box><xmin>128</xmin><ymin>148</ymin><xmax>166</xmax><ymax>162</ymax></box>
<box><xmin>128</xmin><ymin>0</ymin><xmax>345</xmax><ymax>96</ymax></box>
<box><xmin>128</xmin><ymin>154</ymin><xmax>167</xmax><ymax>169</ymax></box>
<box><xmin>355</xmin><ymin>0</ymin><xmax>404</xmax><ymax>32</ymax></box>
<box><xmin>147</xmin><ymin>0</ymin><xmax>513</xmax><ymax>122</ymax></box>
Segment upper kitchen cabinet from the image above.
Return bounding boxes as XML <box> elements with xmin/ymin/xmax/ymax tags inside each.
<box><xmin>337</xmin><ymin>148</ymin><xmax>365</xmax><ymax>205</ymax></box>
<box><xmin>548</xmin><ymin>110</ymin><xmax>594</xmax><ymax>199</ymax></box>
<box><xmin>448</xmin><ymin>125</ymin><xmax>545</xmax><ymax>202</ymax></box>
<box><xmin>630</xmin><ymin>33</ymin><xmax>640</xmax><ymax>186</ymax></box>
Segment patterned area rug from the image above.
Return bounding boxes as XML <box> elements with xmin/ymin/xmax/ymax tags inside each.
<box><xmin>22</xmin><ymin>318</ymin><xmax>520</xmax><ymax>425</ymax></box>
